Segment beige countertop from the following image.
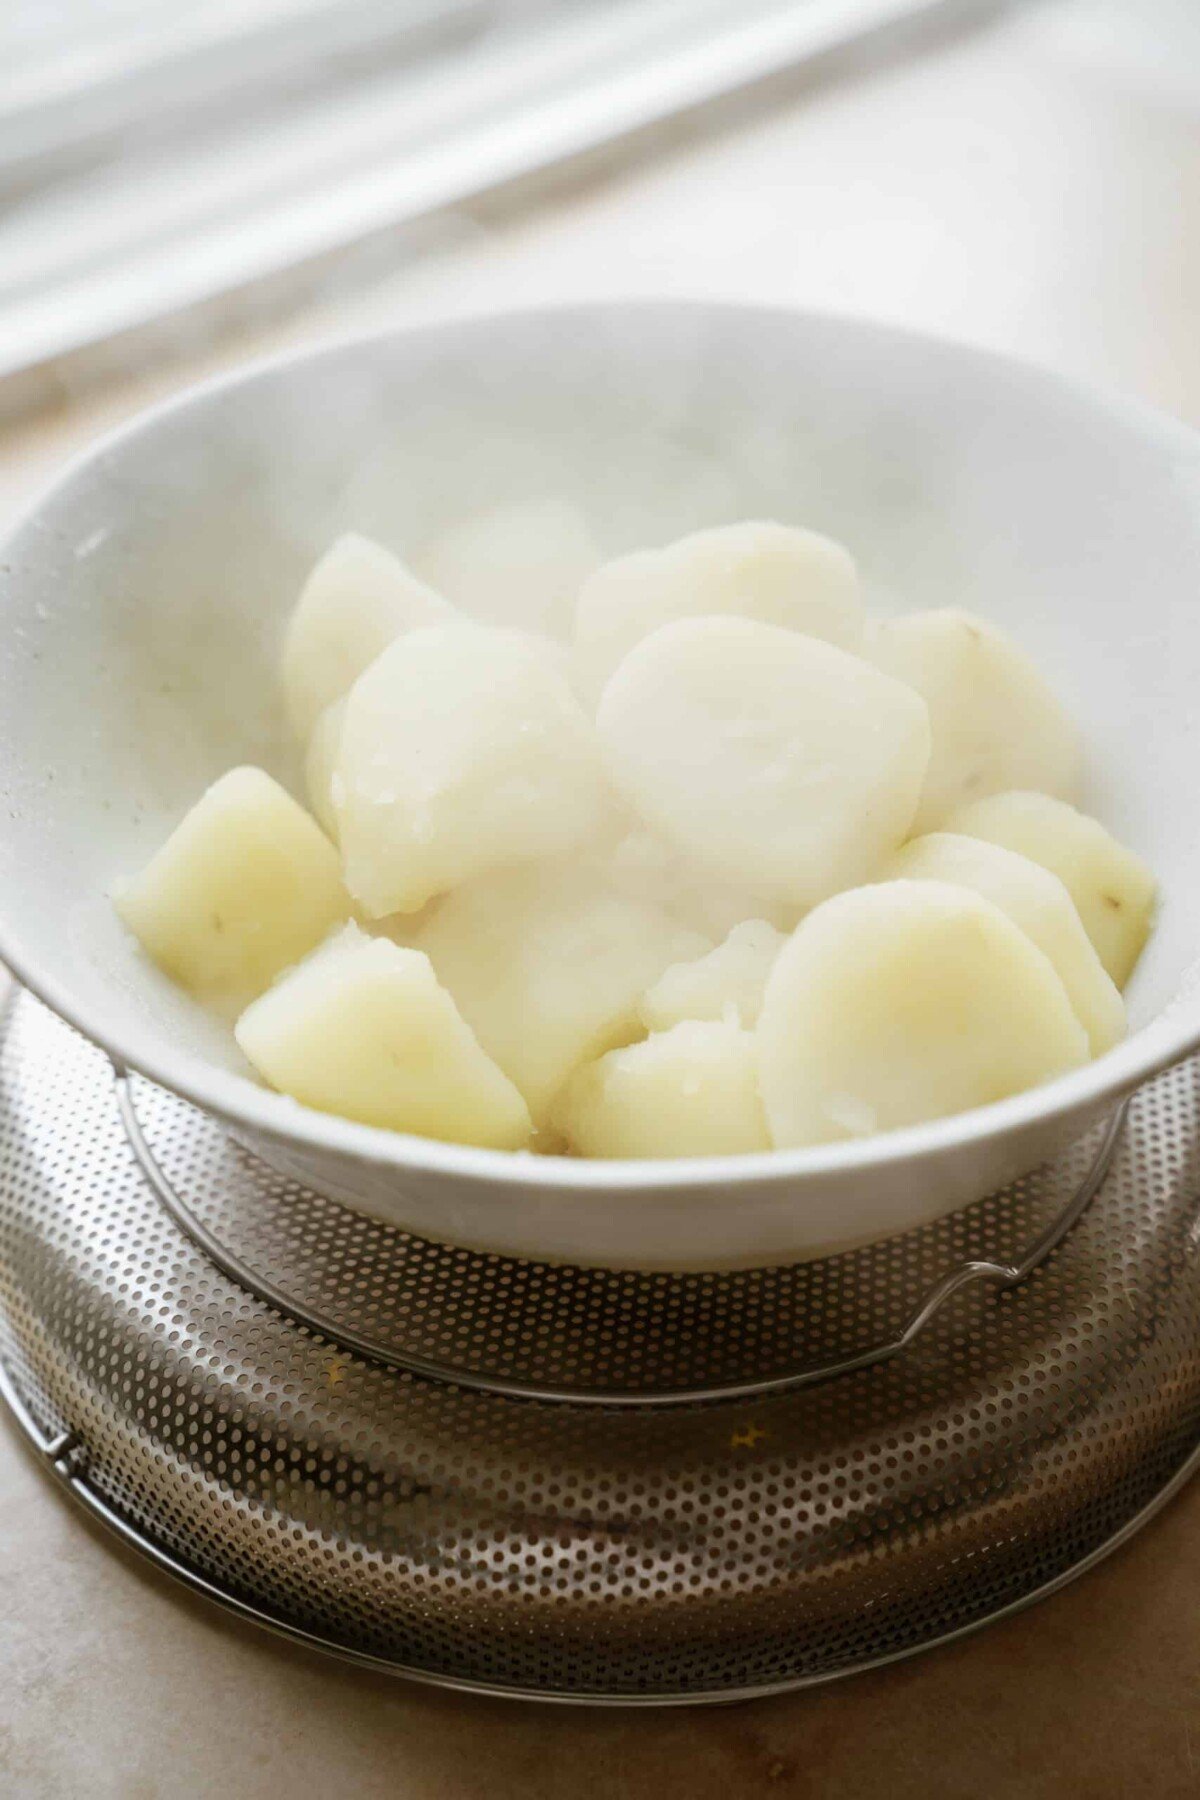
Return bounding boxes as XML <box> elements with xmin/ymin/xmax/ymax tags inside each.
<box><xmin>4</xmin><ymin>3</ymin><xmax>1200</xmax><ymax>1793</ymax></box>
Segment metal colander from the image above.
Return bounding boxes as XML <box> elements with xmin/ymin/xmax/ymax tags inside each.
<box><xmin>2</xmin><ymin>987</ymin><xmax>1200</xmax><ymax>1703</ymax></box>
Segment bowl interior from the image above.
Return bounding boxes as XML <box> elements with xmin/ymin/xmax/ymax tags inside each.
<box><xmin>2</xmin><ymin>302</ymin><xmax>1200</xmax><ymax>1167</ymax></box>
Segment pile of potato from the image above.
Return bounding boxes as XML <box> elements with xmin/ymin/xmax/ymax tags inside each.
<box><xmin>115</xmin><ymin>509</ymin><xmax>1156</xmax><ymax>1160</ymax></box>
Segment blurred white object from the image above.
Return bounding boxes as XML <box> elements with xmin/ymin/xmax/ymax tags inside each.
<box><xmin>0</xmin><ymin>0</ymin><xmax>981</xmax><ymax>386</ymax></box>
<box><xmin>0</xmin><ymin>0</ymin><xmax>484</xmax><ymax>172</ymax></box>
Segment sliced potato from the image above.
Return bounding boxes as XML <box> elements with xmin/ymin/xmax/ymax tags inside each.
<box><xmin>335</xmin><ymin>624</ymin><xmax>608</xmax><ymax>916</ymax></box>
<box><xmin>415</xmin><ymin>861</ymin><xmax>710</xmax><ymax>1124</ymax></box>
<box><xmin>304</xmin><ymin>696</ymin><xmax>346</xmax><ymax>842</ymax></box>
<box><xmin>415</xmin><ymin>498</ymin><xmax>597</xmax><ymax>640</ymax></box>
<box><xmin>598</xmin><ymin>827</ymin><xmax>794</xmax><ymax>938</ymax></box>
<box><xmin>597</xmin><ymin>616</ymin><xmax>930</xmax><ymax>910</ymax></box>
<box><xmin>574</xmin><ymin>520</ymin><xmax>863</xmax><ymax>700</ymax></box>
<box><xmin>640</xmin><ymin>918</ymin><xmax>786</xmax><ymax>1032</ymax></box>
<box><xmin>944</xmin><ymin>790</ymin><xmax>1156</xmax><ymax>988</ymax></box>
<box><xmin>872</xmin><ymin>608</ymin><xmax>1080</xmax><ymax>829</ymax></box>
<box><xmin>368</xmin><ymin>896</ymin><xmax>444</xmax><ymax>948</ymax></box>
<box><xmin>282</xmin><ymin>533</ymin><xmax>451</xmax><ymax>738</ymax></box>
<box><xmin>235</xmin><ymin>925</ymin><xmax>531</xmax><ymax>1148</ymax></box>
<box><xmin>882</xmin><ymin>833</ymin><xmax>1124</xmax><ymax>1055</ymax></box>
<box><xmin>556</xmin><ymin>1019</ymin><xmax>769</xmax><ymax>1159</ymax></box>
<box><xmin>115</xmin><ymin>766</ymin><xmax>349</xmax><ymax>1016</ymax></box>
<box><xmin>757</xmin><ymin>879</ymin><xmax>1089</xmax><ymax>1147</ymax></box>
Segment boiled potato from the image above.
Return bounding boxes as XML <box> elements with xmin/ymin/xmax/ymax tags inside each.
<box><xmin>597</xmin><ymin>616</ymin><xmax>930</xmax><ymax>910</ymax></box>
<box><xmin>574</xmin><ymin>521</ymin><xmax>863</xmax><ymax>700</ymax></box>
<box><xmin>944</xmin><ymin>790</ymin><xmax>1156</xmax><ymax>988</ymax></box>
<box><xmin>881</xmin><ymin>833</ymin><xmax>1124</xmax><ymax>1055</ymax></box>
<box><xmin>115</xmin><ymin>490</ymin><xmax>1159</xmax><ymax>1164</ymax></box>
<box><xmin>872</xmin><ymin>608</ymin><xmax>1080</xmax><ymax>829</ymax></box>
<box><xmin>415</xmin><ymin>861</ymin><xmax>710</xmax><ymax>1125</ymax></box>
<box><xmin>599</xmin><ymin>827</ymin><xmax>794</xmax><ymax>938</ymax></box>
<box><xmin>335</xmin><ymin>624</ymin><xmax>609</xmax><ymax>916</ymax></box>
<box><xmin>757</xmin><ymin>879</ymin><xmax>1089</xmax><ymax>1147</ymax></box>
<box><xmin>235</xmin><ymin>924</ymin><xmax>531</xmax><ymax>1148</ymax></box>
<box><xmin>369</xmin><ymin>896</ymin><xmax>444</xmax><ymax>948</ymax></box>
<box><xmin>282</xmin><ymin>533</ymin><xmax>451</xmax><ymax>737</ymax></box>
<box><xmin>640</xmin><ymin>919</ymin><xmax>786</xmax><ymax>1032</ymax></box>
<box><xmin>115</xmin><ymin>766</ymin><xmax>349</xmax><ymax>1016</ymax></box>
<box><xmin>304</xmin><ymin>697</ymin><xmax>345</xmax><ymax>842</ymax></box>
<box><xmin>415</xmin><ymin>498</ymin><xmax>597</xmax><ymax>640</ymax></box>
<box><xmin>556</xmin><ymin>1020</ymin><xmax>769</xmax><ymax>1159</ymax></box>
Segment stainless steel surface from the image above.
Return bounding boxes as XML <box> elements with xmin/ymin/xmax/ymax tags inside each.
<box><xmin>114</xmin><ymin>1066</ymin><xmax>1128</xmax><ymax>1405</ymax></box>
<box><xmin>1</xmin><ymin>989</ymin><xmax>1199</xmax><ymax>1701</ymax></box>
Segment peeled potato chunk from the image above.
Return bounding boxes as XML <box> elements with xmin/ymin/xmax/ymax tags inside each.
<box><xmin>881</xmin><ymin>833</ymin><xmax>1124</xmax><ymax>1055</ymax></box>
<box><xmin>415</xmin><ymin>862</ymin><xmax>710</xmax><ymax>1126</ymax></box>
<box><xmin>415</xmin><ymin>498</ymin><xmax>597</xmax><ymax>640</ymax></box>
<box><xmin>757</xmin><ymin>879</ymin><xmax>1089</xmax><ymax>1147</ymax></box>
<box><xmin>944</xmin><ymin>790</ymin><xmax>1156</xmax><ymax>989</ymax></box>
<box><xmin>335</xmin><ymin>624</ymin><xmax>609</xmax><ymax>916</ymax></box>
<box><xmin>235</xmin><ymin>925</ymin><xmax>531</xmax><ymax>1148</ymax></box>
<box><xmin>304</xmin><ymin>696</ymin><xmax>346</xmax><ymax>842</ymax></box>
<box><xmin>115</xmin><ymin>766</ymin><xmax>349</xmax><ymax>1016</ymax></box>
<box><xmin>597</xmin><ymin>616</ymin><xmax>930</xmax><ymax>910</ymax></box>
<box><xmin>556</xmin><ymin>1020</ymin><xmax>769</xmax><ymax>1159</ymax></box>
<box><xmin>598</xmin><ymin>827</ymin><xmax>794</xmax><ymax>938</ymax></box>
<box><xmin>281</xmin><ymin>532</ymin><xmax>451</xmax><ymax>738</ymax></box>
<box><xmin>575</xmin><ymin>520</ymin><xmax>863</xmax><ymax>700</ymax></box>
<box><xmin>640</xmin><ymin>919</ymin><xmax>786</xmax><ymax>1032</ymax></box>
<box><xmin>872</xmin><ymin>608</ymin><xmax>1080</xmax><ymax>830</ymax></box>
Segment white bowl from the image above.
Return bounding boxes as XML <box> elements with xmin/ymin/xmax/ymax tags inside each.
<box><xmin>1</xmin><ymin>302</ymin><xmax>1198</xmax><ymax>1270</ymax></box>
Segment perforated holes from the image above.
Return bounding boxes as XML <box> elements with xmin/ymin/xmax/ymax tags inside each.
<box><xmin>1</xmin><ymin>996</ymin><xmax>1200</xmax><ymax>1695</ymax></box>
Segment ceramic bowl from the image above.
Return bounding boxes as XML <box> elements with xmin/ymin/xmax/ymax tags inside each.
<box><xmin>1</xmin><ymin>302</ymin><xmax>1198</xmax><ymax>1267</ymax></box>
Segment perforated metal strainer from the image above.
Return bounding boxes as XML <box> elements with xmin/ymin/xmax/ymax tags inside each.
<box><xmin>2</xmin><ymin>986</ymin><xmax>1200</xmax><ymax>1703</ymax></box>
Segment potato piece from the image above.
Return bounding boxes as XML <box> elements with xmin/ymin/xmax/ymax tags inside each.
<box><xmin>368</xmin><ymin>896</ymin><xmax>443</xmax><ymax>948</ymax></box>
<box><xmin>282</xmin><ymin>533</ymin><xmax>451</xmax><ymax>737</ymax></box>
<box><xmin>114</xmin><ymin>766</ymin><xmax>349</xmax><ymax>1016</ymax></box>
<box><xmin>597</xmin><ymin>616</ymin><xmax>930</xmax><ymax>910</ymax></box>
<box><xmin>640</xmin><ymin>919</ymin><xmax>787</xmax><ymax>1032</ymax></box>
<box><xmin>335</xmin><ymin>624</ymin><xmax>609</xmax><ymax>916</ymax></box>
<box><xmin>304</xmin><ymin>697</ymin><xmax>346</xmax><ymax>842</ymax></box>
<box><xmin>574</xmin><ymin>521</ymin><xmax>863</xmax><ymax>700</ymax></box>
<box><xmin>872</xmin><ymin>608</ymin><xmax>1080</xmax><ymax>829</ymax></box>
<box><xmin>757</xmin><ymin>879</ymin><xmax>1089</xmax><ymax>1147</ymax></box>
<box><xmin>881</xmin><ymin>833</ymin><xmax>1124</xmax><ymax>1055</ymax></box>
<box><xmin>415</xmin><ymin>498</ymin><xmax>597</xmax><ymax>640</ymax></box>
<box><xmin>415</xmin><ymin>862</ymin><xmax>710</xmax><ymax>1125</ymax></box>
<box><xmin>235</xmin><ymin>925</ymin><xmax>531</xmax><ymax>1149</ymax></box>
<box><xmin>599</xmin><ymin>827</ymin><xmax>794</xmax><ymax>938</ymax></box>
<box><xmin>944</xmin><ymin>790</ymin><xmax>1156</xmax><ymax>988</ymax></box>
<box><xmin>556</xmin><ymin>1020</ymin><xmax>769</xmax><ymax>1159</ymax></box>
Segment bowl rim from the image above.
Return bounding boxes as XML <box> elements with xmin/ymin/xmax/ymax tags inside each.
<box><xmin>3</xmin><ymin>296</ymin><xmax>1199</xmax><ymax>1193</ymax></box>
